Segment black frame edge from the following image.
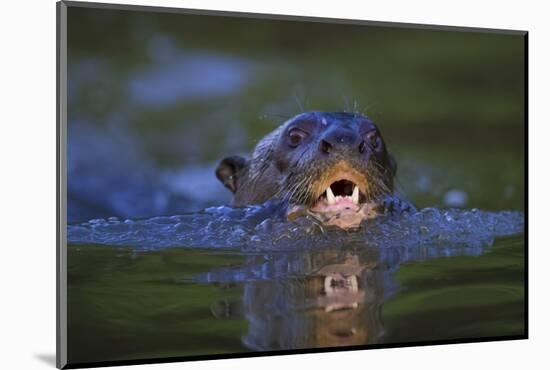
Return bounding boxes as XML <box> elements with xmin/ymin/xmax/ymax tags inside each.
<box><xmin>523</xmin><ymin>32</ymin><xmax>529</xmax><ymax>339</ymax></box>
<box><xmin>57</xmin><ymin>1</ymin><xmax>68</xmax><ymax>369</ymax></box>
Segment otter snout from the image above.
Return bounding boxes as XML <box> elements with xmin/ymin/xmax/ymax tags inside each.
<box><xmin>318</xmin><ymin>125</ymin><xmax>364</xmax><ymax>156</ymax></box>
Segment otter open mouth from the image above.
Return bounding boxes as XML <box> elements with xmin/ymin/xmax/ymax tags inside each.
<box><xmin>285</xmin><ymin>162</ymin><xmax>380</xmax><ymax>229</ymax></box>
<box><xmin>311</xmin><ymin>179</ymin><xmax>367</xmax><ymax>214</ymax></box>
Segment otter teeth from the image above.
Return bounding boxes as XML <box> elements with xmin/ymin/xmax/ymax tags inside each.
<box><xmin>326</xmin><ymin>186</ymin><xmax>336</xmax><ymax>205</ymax></box>
<box><xmin>325</xmin><ymin>185</ymin><xmax>360</xmax><ymax>205</ymax></box>
<box><xmin>352</xmin><ymin>185</ymin><xmax>359</xmax><ymax>205</ymax></box>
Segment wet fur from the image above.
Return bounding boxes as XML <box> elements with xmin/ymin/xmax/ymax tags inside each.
<box><xmin>217</xmin><ymin>112</ymin><xmax>396</xmax><ymax>208</ymax></box>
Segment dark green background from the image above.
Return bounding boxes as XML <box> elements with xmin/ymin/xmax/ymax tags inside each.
<box><xmin>67</xmin><ymin>6</ymin><xmax>525</xmax><ymax>213</ymax></box>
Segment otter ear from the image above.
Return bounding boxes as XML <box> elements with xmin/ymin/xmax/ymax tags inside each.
<box><xmin>215</xmin><ymin>156</ymin><xmax>248</xmax><ymax>193</ymax></box>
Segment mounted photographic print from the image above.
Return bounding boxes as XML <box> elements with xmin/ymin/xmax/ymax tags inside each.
<box><xmin>57</xmin><ymin>1</ymin><xmax>527</xmax><ymax>368</ymax></box>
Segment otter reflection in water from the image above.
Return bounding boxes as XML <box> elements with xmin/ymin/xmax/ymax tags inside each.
<box><xmin>208</xmin><ymin>247</ymin><xmax>390</xmax><ymax>350</ymax></box>
<box><xmin>216</xmin><ymin>111</ymin><xmax>414</xmax><ymax>229</ymax></box>
<box><xmin>242</xmin><ymin>249</ymin><xmax>385</xmax><ymax>350</ymax></box>
<box><xmin>202</xmin><ymin>241</ymin><xmax>486</xmax><ymax>351</ymax></box>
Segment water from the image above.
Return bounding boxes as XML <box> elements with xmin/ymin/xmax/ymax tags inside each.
<box><xmin>68</xmin><ymin>205</ymin><xmax>523</xmax><ymax>251</ymax></box>
<box><xmin>65</xmin><ymin>6</ymin><xmax>525</xmax><ymax>365</ymax></box>
<box><xmin>67</xmin><ymin>207</ymin><xmax>524</xmax><ymax>363</ymax></box>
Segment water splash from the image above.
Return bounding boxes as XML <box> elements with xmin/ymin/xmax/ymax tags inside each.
<box><xmin>68</xmin><ymin>202</ymin><xmax>524</xmax><ymax>252</ymax></box>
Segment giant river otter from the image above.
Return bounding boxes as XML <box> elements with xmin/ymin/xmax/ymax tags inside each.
<box><xmin>216</xmin><ymin>111</ymin><xmax>412</xmax><ymax>229</ymax></box>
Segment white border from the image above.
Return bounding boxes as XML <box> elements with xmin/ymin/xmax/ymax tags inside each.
<box><xmin>2</xmin><ymin>0</ymin><xmax>548</xmax><ymax>369</ymax></box>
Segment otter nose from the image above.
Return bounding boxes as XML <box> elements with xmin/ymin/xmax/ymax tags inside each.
<box><xmin>319</xmin><ymin>127</ymin><xmax>361</xmax><ymax>154</ymax></box>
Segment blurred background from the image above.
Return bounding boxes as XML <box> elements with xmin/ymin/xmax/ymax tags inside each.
<box><xmin>67</xmin><ymin>6</ymin><xmax>525</xmax><ymax>223</ymax></box>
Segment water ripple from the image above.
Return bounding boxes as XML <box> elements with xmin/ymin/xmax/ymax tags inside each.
<box><xmin>68</xmin><ymin>203</ymin><xmax>524</xmax><ymax>252</ymax></box>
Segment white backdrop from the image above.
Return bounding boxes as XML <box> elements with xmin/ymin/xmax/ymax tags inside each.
<box><xmin>0</xmin><ymin>0</ymin><xmax>547</xmax><ymax>369</ymax></box>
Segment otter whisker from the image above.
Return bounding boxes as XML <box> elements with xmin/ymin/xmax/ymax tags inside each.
<box><xmin>283</xmin><ymin>174</ymin><xmax>312</xmax><ymax>204</ymax></box>
<box><xmin>393</xmin><ymin>176</ymin><xmax>410</xmax><ymax>199</ymax></box>
<box><xmin>274</xmin><ymin>176</ymin><xmax>299</xmax><ymax>203</ymax></box>
<box><xmin>292</xmin><ymin>91</ymin><xmax>305</xmax><ymax>113</ymax></box>
<box><xmin>342</xmin><ymin>95</ymin><xmax>351</xmax><ymax>113</ymax></box>
<box><xmin>288</xmin><ymin>173</ymin><xmax>315</xmax><ymax>205</ymax></box>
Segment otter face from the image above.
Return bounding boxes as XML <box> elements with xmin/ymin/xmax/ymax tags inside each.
<box><xmin>216</xmin><ymin>111</ymin><xmax>397</xmax><ymax>228</ymax></box>
<box><xmin>271</xmin><ymin>112</ymin><xmax>396</xmax><ymax>206</ymax></box>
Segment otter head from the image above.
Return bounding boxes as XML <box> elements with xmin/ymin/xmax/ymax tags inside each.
<box><xmin>216</xmin><ymin>112</ymin><xmax>397</xmax><ymax>228</ymax></box>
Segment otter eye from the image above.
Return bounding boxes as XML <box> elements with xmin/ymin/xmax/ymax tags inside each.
<box><xmin>287</xmin><ymin>128</ymin><xmax>308</xmax><ymax>148</ymax></box>
<box><xmin>366</xmin><ymin>131</ymin><xmax>382</xmax><ymax>151</ymax></box>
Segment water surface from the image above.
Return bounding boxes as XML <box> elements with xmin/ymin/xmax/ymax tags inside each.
<box><xmin>67</xmin><ymin>207</ymin><xmax>524</xmax><ymax>363</ymax></box>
